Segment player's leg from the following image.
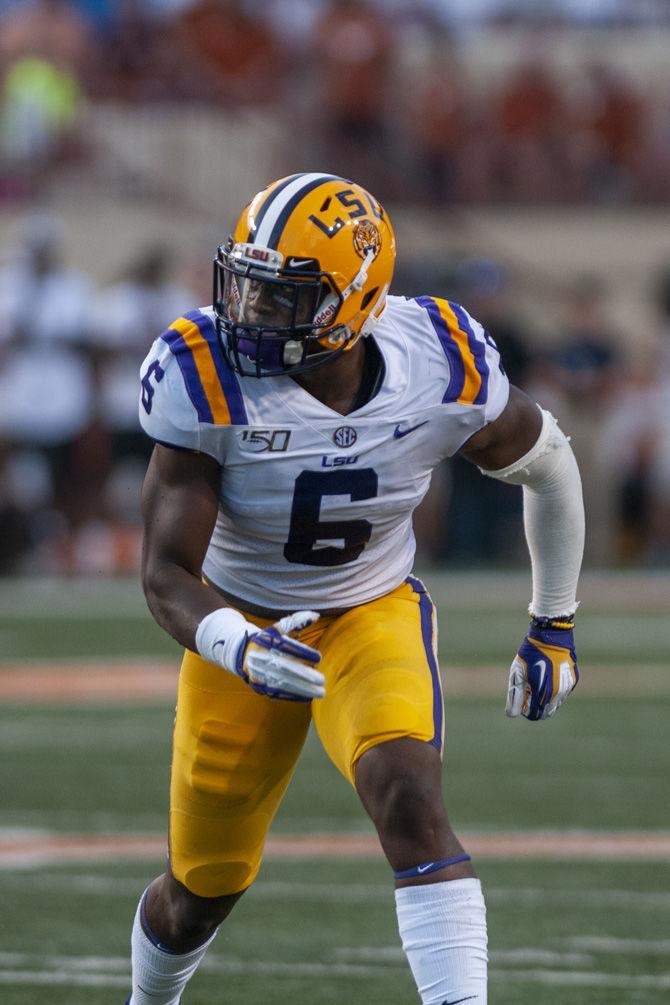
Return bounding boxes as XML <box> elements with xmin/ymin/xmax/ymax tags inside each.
<box><xmin>356</xmin><ymin>737</ymin><xmax>487</xmax><ymax>1005</ymax></box>
<box><xmin>355</xmin><ymin>736</ymin><xmax>474</xmax><ymax>882</ymax></box>
<box><xmin>129</xmin><ymin>871</ymin><xmax>241</xmax><ymax>1005</ymax></box>
<box><xmin>129</xmin><ymin>645</ymin><xmax>312</xmax><ymax>1005</ymax></box>
<box><xmin>312</xmin><ymin>577</ymin><xmax>488</xmax><ymax>1005</ymax></box>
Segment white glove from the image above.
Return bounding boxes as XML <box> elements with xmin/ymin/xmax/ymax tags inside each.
<box><xmin>195</xmin><ymin>607</ymin><xmax>325</xmax><ymax>701</ymax></box>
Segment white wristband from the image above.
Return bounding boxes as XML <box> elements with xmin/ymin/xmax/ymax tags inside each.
<box><xmin>195</xmin><ymin>607</ymin><xmax>260</xmax><ymax>674</ymax></box>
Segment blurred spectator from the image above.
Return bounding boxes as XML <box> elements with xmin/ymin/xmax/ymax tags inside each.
<box><xmin>654</xmin><ymin>261</ymin><xmax>670</xmax><ymax>377</ymax></box>
<box><xmin>531</xmin><ymin>274</ymin><xmax>623</xmax><ymax>562</ymax></box>
<box><xmin>71</xmin><ymin>0</ymin><xmax>113</xmax><ymax>30</ymax></box>
<box><xmin>598</xmin><ymin>366</ymin><xmax>667</xmax><ymax>564</ymax></box>
<box><xmin>645</xmin><ymin>263</ymin><xmax>670</xmax><ymax>561</ymax></box>
<box><xmin>0</xmin><ymin>56</ymin><xmax>84</xmax><ymax>195</ymax></box>
<box><xmin>0</xmin><ymin>0</ymin><xmax>90</xmax><ymax>196</ymax></box>
<box><xmin>0</xmin><ymin>222</ymin><xmax>197</xmax><ymax>574</ymax></box>
<box><xmin>544</xmin><ymin>274</ymin><xmax>622</xmax><ymax>410</ymax></box>
<box><xmin>311</xmin><ymin>0</ymin><xmax>393</xmax><ymax>194</ymax></box>
<box><xmin>577</xmin><ymin>64</ymin><xmax>645</xmax><ymax>202</ymax></box>
<box><xmin>172</xmin><ymin>0</ymin><xmax>284</xmax><ymax>105</ymax></box>
<box><xmin>644</xmin><ymin>82</ymin><xmax>670</xmax><ymax>203</ymax></box>
<box><xmin>0</xmin><ymin>444</ymin><xmax>33</xmax><ymax>572</ymax></box>
<box><xmin>409</xmin><ymin>33</ymin><xmax>466</xmax><ymax>204</ymax></box>
<box><xmin>88</xmin><ymin>0</ymin><xmax>179</xmax><ymax>104</ymax></box>
<box><xmin>0</xmin><ymin>0</ymin><xmax>92</xmax><ymax>74</ymax></box>
<box><xmin>0</xmin><ymin>214</ymin><xmax>102</xmax><ymax>542</ymax></box>
<box><xmin>493</xmin><ymin>59</ymin><xmax>569</xmax><ymax>202</ymax></box>
<box><xmin>262</xmin><ymin>0</ymin><xmax>323</xmax><ymax>54</ymax></box>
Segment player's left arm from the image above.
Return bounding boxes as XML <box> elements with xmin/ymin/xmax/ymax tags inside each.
<box><xmin>459</xmin><ymin>385</ymin><xmax>585</xmax><ymax>721</ymax></box>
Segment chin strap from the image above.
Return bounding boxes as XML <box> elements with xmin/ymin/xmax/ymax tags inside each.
<box><xmin>345</xmin><ymin>247</ymin><xmax>377</xmax><ymax>296</ymax></box>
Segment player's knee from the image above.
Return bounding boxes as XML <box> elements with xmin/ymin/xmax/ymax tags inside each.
<box><xmin>157</xmin><ymin>871</ymin><xmax>245</xmax><ymax>949</ymax></box>
<box><xmin>356</xmin><ymin>739</ymin><xmax>447</xmax><ymax>843</ymax></box>
<box><xmin>357</xmin><ymin>754</ymin><xmax>446</xmax><ymax>845</ymax></box>
<box><xmin>375</xmin><ymin>773</ymin><xmax>446</xmax><ymax>845</ymax></box>
<box><xmin>163</xmin><ymin>909</ymin><xmax>219</xmax><ymax>949</ymax></box>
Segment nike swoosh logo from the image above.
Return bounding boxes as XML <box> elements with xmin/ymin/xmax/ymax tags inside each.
<box><xmin>533</xmin><ymin>659</ymin><xmax>547</xmax><ymax>700</ymax></box>
<box><xmin>393</xmin><ymin>420</ymin><xmax>428</xmax><ymax>439</ymax></box>
<box><xmin>417</xmin><ymin>863</ymin><xmax>434</xmax><ymax>873</ymax></box>
<box><xmin>441</xmin><ymin>997</ymin><xmax>477</xmax><ymax>1004</ymax></box>
<box><xmin>287</xmin><ymin>258</ymin><xmax>312</xmax><ymax>268</ymax></box>
<box><xmin>533</xmin><ymin>658</ymin><xmax>547</xmax><ymax>687</ymax></box>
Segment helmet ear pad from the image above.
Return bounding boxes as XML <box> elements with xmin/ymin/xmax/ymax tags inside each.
<box><xmin>314</xmin><ymin>283</ymin><xmax>388</xmax><ymax>356</ymax></box>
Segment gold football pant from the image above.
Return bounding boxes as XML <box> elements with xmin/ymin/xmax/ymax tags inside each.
<box><xmin>169</xmin><ymin>576</ymin><xmax>443</xmax><ymax>896</ymax></box>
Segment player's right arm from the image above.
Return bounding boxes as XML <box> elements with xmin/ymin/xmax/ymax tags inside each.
<box><xmin>140</xmin><ymin>442</ymin><xmax>227</xmax><ymax>650</ymax></box>
<box><xmin>138</xmin><ymin>320</ymin><xmax>324</xmax><ymax>700</ymax></box>
<box><xmin>141</xmin><ymin>443</ymin><xmax>325</xmax><ymax>701</ymax></box>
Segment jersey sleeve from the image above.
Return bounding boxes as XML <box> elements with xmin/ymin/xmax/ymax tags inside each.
<box><xmin>138</xmin><ymin>309</ymin><xmax>249</xmax><ymax>462</ymax></box>
<box><xmin>416</xmin><ymin>297</ymin><xmax>510</xmax><ymax>421</ymax></box>
<box><xmin>138</xmin><ymin>336</ymin><xmax>205</xmax><ymax>453</ymax></box>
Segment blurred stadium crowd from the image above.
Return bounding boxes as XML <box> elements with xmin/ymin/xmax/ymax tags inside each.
<box><xmin>0</xmin><ymin>0</ymin><xmax>669</xmax><ymax>575</ymax></box>
<box><xmin>3</xmin><ymin>0</ymin><xmax>670</xmax><ymax>205</ymax></box>
<box><xmin>2</xmin><ymin>210</ymin><xmax>669</xmax><ymax>576</ymax></box>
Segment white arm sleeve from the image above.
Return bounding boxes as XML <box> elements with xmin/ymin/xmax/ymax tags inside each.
<box><xmin>480</xmin><ymin>408</ymin><xmax>584</xmax><ymax>617</ymax></box>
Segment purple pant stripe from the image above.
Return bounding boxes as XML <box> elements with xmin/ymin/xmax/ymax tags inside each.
<box><xmin>406</xmin><ymin>575</ymin><xmax>443</xmax><ymax>750</ymax></box>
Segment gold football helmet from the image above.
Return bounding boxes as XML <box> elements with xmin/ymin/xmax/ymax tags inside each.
<box><xmin>213</xmin><ymin>173</ymin><xmax>396</xmax><ymax>376</ymax></box>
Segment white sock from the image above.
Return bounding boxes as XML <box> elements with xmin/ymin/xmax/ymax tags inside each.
<box><xmin>395</xmin><ymin>878</ymin><xmax>488</xmax><ymax>1005</ymax></box>
<box><xmin>130</xmin><ymin>890</ymin><xmax>217</xmax><ymax>1005</ymax></box>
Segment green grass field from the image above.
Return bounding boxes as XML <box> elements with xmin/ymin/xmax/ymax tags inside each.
<box><xmin>1</xmin><ymin>571</ymin><xmax>669</xmax><ymax>1004</ymax></box>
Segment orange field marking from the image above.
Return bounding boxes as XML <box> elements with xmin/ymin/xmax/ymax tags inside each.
<box><xmin>0</xmin><ymin>662</ymin><xmax>178</xmax><ymax>701</ymax></box>
<box><xmin>2</xmin><ymin>831</ymin><xmax>670</xmax><ymax>867</ymax></box>
<box><xmin>2</xmin><ymin>660</ymin><xmax>666</xmax><ymax>702</ymax></box>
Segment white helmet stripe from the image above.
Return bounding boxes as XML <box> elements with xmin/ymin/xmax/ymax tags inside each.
<box><xmin>253</xmin><ymin>173</ymin><xmax>340</xmax><ymax>249</ymax></box>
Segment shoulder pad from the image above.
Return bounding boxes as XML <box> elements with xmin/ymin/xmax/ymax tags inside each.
<box><xmin>160</xmin><ymin>310</ymin><xmax>247</xmax><ymax>425</ymax></box>
<box><xmin>414</xmin><ymin>296</ymin><xmax>493</xmax><ymax>406</ymax></box>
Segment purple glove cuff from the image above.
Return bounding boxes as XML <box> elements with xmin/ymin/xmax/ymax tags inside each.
<box><xmin>528</xmin><ymin>621</ymin><xmax>576</xmax><ymax>652</ymax></box>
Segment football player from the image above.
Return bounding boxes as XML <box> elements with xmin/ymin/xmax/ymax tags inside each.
<box><xmin>127</xmin><ymin>172</ymin><xmax>584</xmax><ymax>1005</ymax></box>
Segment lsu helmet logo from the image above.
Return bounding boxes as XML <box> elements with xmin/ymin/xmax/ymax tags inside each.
<box><xmin>353</xmin><ymin>220</ymin><xmax>381</xmax><ymax>260</ymax></box>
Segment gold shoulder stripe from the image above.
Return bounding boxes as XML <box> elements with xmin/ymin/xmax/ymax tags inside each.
<box><xmin>434</xmin><ymin>299</ymin><xmax>483</xmax><ymax>406</ymax></box>
<box><xmin>171</xmin><ymin>316</ymin><xmax>232</xmax><ymax>425</ymax></box>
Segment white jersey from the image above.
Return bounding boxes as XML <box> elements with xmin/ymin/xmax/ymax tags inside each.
<box><xmin>138</xmin><ymin>295</ymin><xmax>509</xmax><ymax>610</ymax></box>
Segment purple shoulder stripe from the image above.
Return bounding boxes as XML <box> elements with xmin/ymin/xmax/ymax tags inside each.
<box><xmin>182</xmin><ymin>310</ymin><xmax>248</xmax><ymax>425</ymax></box>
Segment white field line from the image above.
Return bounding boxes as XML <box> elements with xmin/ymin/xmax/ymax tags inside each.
<box><xmin>491</xmin><ymin>968</ymin><xmax>670</xmax><ymax>990</ymax></box>
<box><xmin>3</xmin><ymin>872</ymin><xmax>670</xmax><ymax>914</ymax></box>
<box><xmin>0</xmin><ymin>952</ymin><xmax>402</xmax><ymax>984</ymax></box>
<box><xmin>1</xmin><ymin>952</ymin><xmax>670</xmax><ymax>991</ymax></box>
<box><xmin>335</xmin><ymin>947</ymin><xmax>596</xmax><ymax>967</ymax></box>
<box><xmin>0</xmin><ymin>953</ymin><xmax>127</xmax><ymax>970</ymax></box>
<box><xmin>489</xmin><ymin>886</ymin><xmax>670</xmax><ymax>911</ymax></box>
<box><xmin>336</xmin><ymin>943</ymin><xmax>670</xmax><ymax>964</ymax></box>
<box><xmin>563</xmin><ymin>936</ymin><xmax>670</xmax><ymax>955</ymax></box>
<box><xmin>0</xmin><ymin>972</ymin><xmax>130</xmax><ymax>988</ymax></box>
